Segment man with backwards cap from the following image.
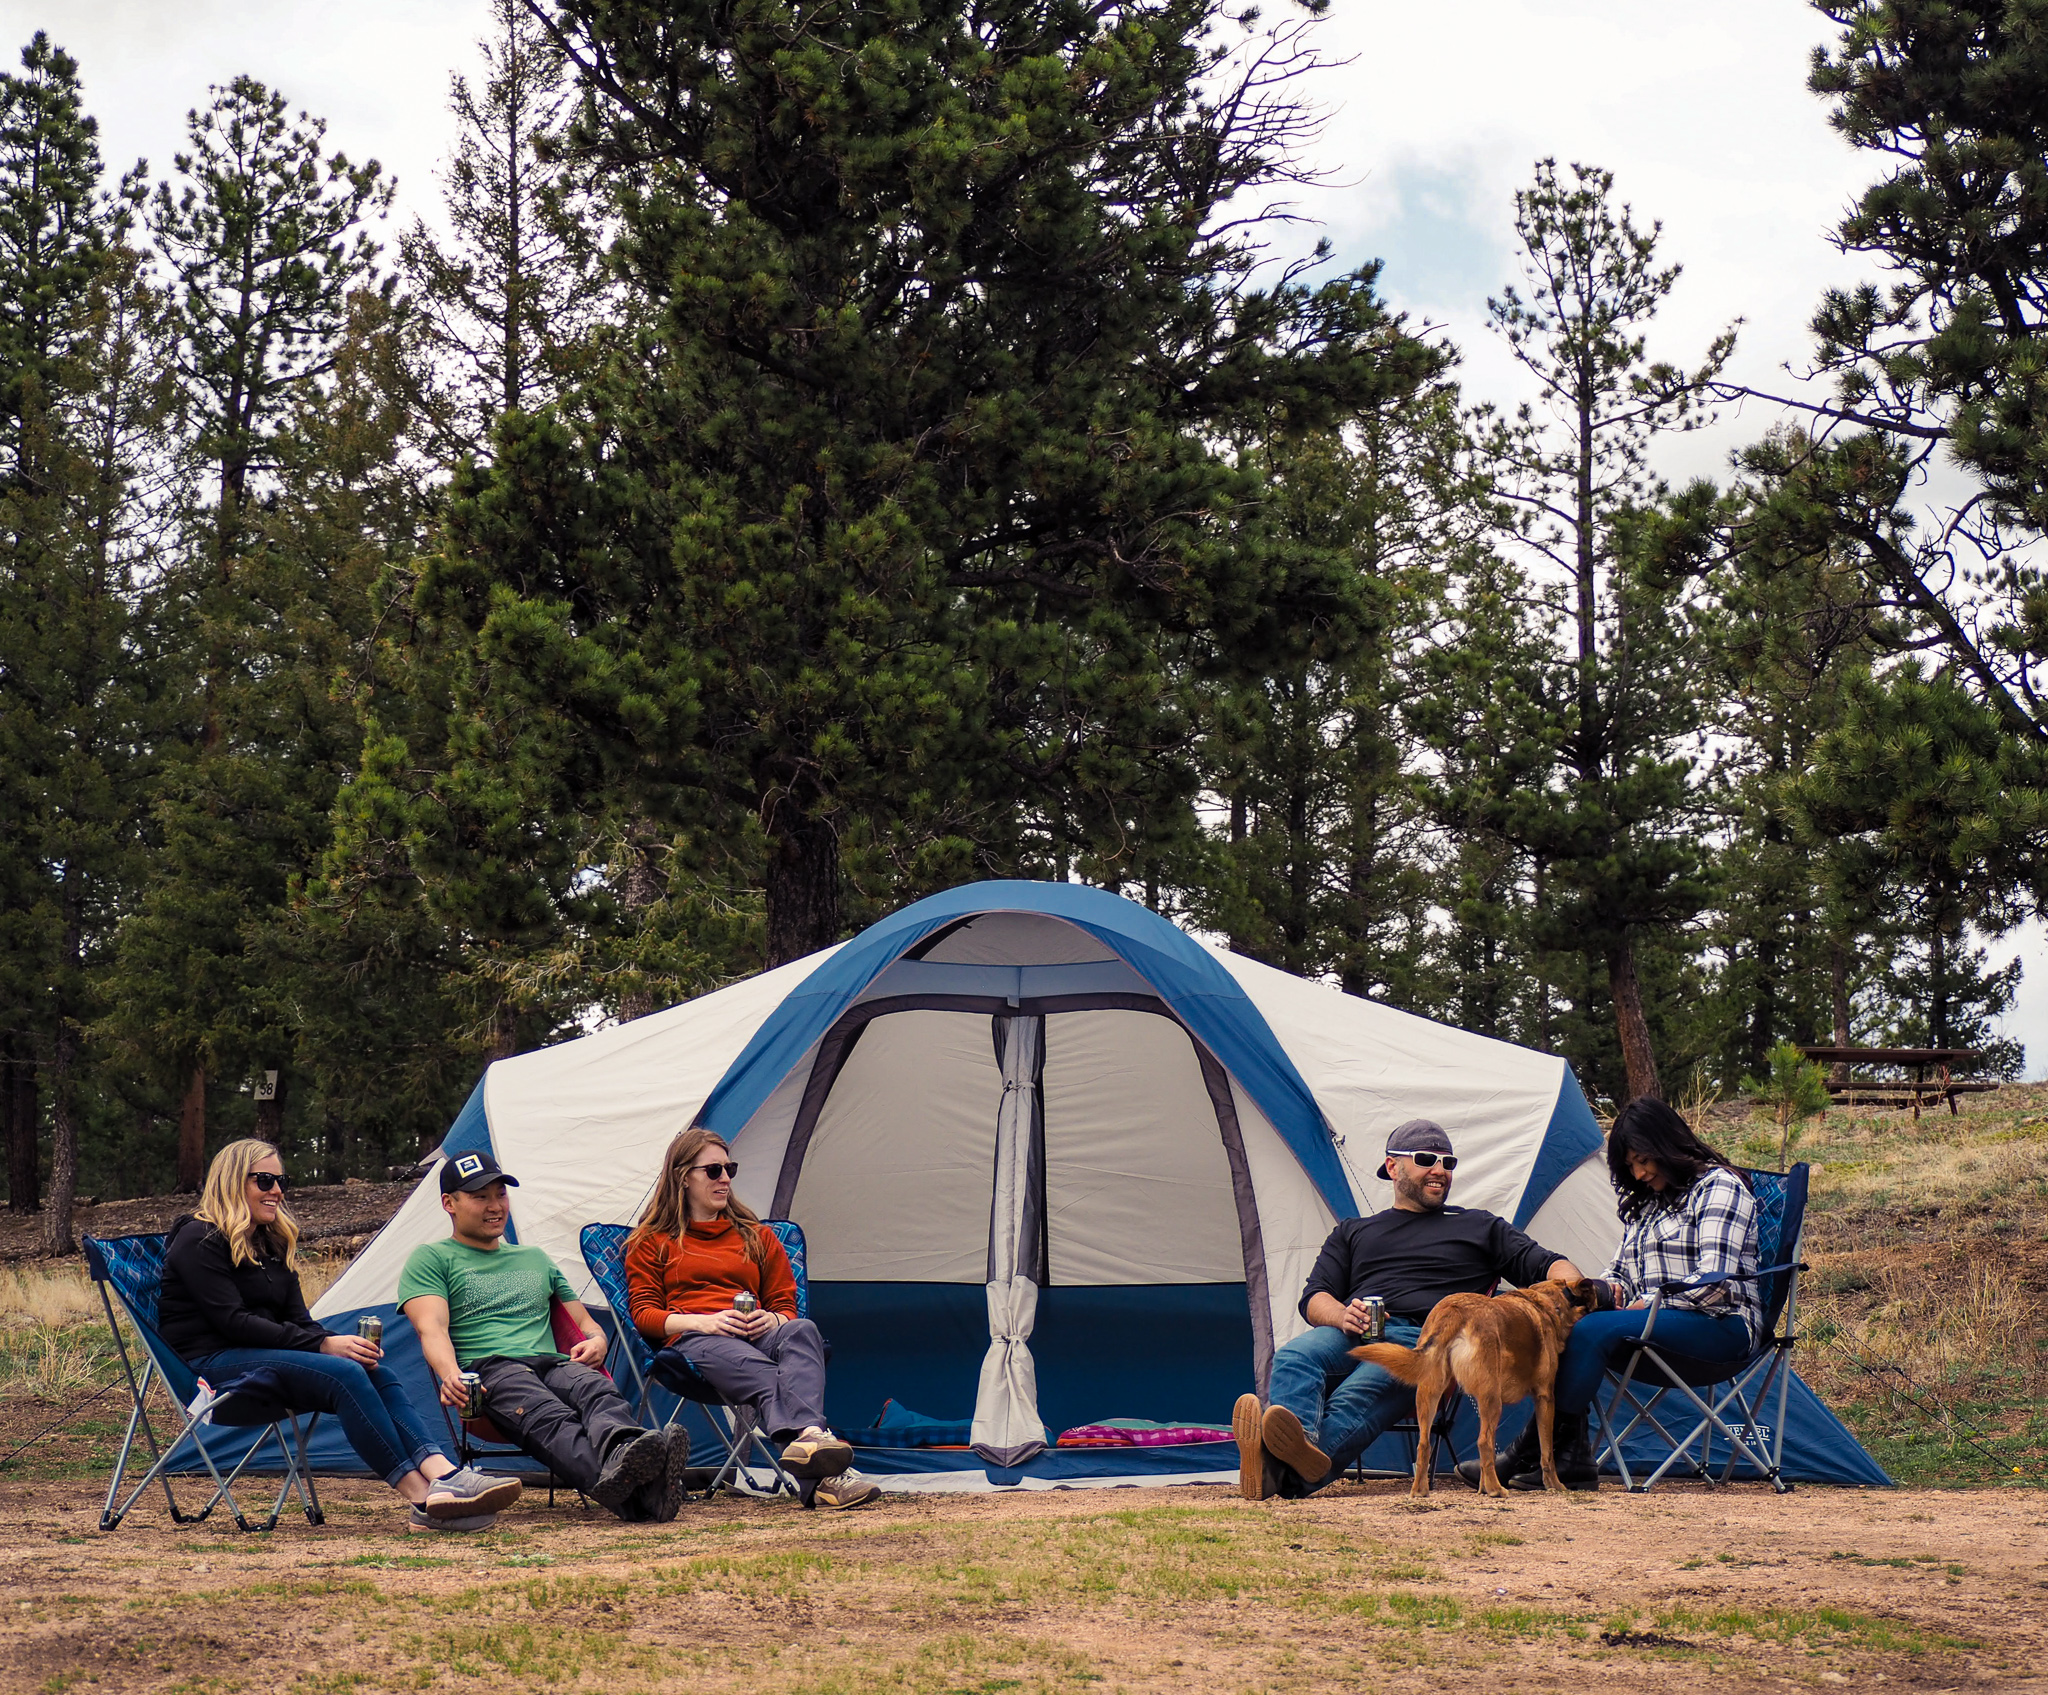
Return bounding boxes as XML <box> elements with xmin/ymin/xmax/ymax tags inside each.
<box><xmin>1233</xmin><ymin>1119</ymin><xmax>1587</xmax><ymax>1499</ymax></box>
<box><xmin>399</xmin><ymin>1152</ymin><xmax>689</xmax><ymax>1520</ymax></box>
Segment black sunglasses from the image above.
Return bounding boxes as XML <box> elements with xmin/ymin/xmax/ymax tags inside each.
<box><xmin>1389</xmin><ymin>1151</ymin><xmax>1457</xmax><ymax>1171</ymax></box>
<box><xmin>250</xmin><ymin>1171</ymin><xmax>290</xmax><ymax>1192</ymax></box>
<box><xmin>686</xmin><ymin>1161</ymin><xmax>739</xmax><ymax>1181</ymax></box>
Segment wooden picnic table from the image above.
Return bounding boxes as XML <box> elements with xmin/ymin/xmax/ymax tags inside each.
<box><xmin>1795</xmin><ymin>1045</ymin><xmax>1992</xmax><ymax>1119</ymax></box>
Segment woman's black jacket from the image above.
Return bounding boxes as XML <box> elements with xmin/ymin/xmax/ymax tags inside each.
<box><xmin>158</xmin><ymin>1215</ymin><xmax>328</xmax><ymax>1363</ymax></box>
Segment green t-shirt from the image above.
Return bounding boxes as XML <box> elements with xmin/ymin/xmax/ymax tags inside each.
<box><xmin>396</xmin><ymin>1237</ymin><xmax>577</xmax><ymax>1367</ymax></box>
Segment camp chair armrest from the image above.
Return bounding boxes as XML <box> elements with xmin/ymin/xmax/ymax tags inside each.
<box><xmin>1656</xmin><ymin>1259</ymin><xmax>1806</xmax><ymax>1295</ymax></box>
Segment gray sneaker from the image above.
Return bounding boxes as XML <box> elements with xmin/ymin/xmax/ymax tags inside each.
<box><xmin>591</xmin><ymin>1429</ymin><xmax>669</xmax><ymax>1513</ymax></box>
<box><xmin>423</xmin><ymin>1466</ymin><xmax>523</xmax><ymax>1519</ymax></box>
<box><xmin>408</xmin><ymin>1505</ymin><xmax>497</xmax><ymax>1534</ymax></box>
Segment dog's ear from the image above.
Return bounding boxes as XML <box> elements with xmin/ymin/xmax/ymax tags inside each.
<box><xmin>1567</xmin><ymin>1278</ymin><xmax>1598</xmax><ymax>1309</ymax></box>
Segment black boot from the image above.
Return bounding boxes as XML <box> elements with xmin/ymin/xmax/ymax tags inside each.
<box><xmin>1456</xmin><ymin>1415</ymin><xmax>1542</xmax><ymax>1489</ymax></box>
<box><xmin>1507</xmin><ymin>1413</ymin><xmax>1599</xmax><ymax>1492</ymax></box>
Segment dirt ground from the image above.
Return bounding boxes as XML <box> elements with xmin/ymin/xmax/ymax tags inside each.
<box><xmin>1</xmin><ymin>1473</ymin><xmax>2041</xmax><ymax>1695</ymax></box>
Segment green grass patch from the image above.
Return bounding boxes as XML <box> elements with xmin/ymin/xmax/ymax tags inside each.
<box><xmin>1656</xmin><ymin>1601</ymin><xmax>1978</xmax><ymax>1655</ymax></box>
<box><xmin>339</xmin><ymin>1553</ymin><xmax>452</xmax><ymax>1570</ymax></box>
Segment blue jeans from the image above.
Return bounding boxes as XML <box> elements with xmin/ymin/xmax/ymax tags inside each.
<box><xmin>1553</xmin><ymin>1308</ymin><xmax>1753</xmax><ymax>1419</ymax></box>
<box><xmin>1267</xmin><ymin>1320</ymin><xmax>1423</xmax><ymax>1496</ymax></box>
<box><xmin>197</xmin><ymin>1347</ymin><xmax>446</xmax><ymax>1487</ymax></box>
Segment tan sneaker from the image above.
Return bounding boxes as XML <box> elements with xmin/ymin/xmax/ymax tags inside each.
<box><xmin>1233</xmin><ymin>1393</ymin><xmax>1275</xmax><ymax>1500</ymax></box>
<box><xmin>810</xmin><ymin>1470</ymin><xmax>880</xmax><ymax>1510</ymax></box>
<box><xmin>781</xmin><ymin>1426</ymin><xmax>854</xmax><ymax>1479</ymax></box>
<box><xmin>1261</xmin><ymin>1404</ymin><xmax>1329</xmax><ymax>1487</ymax></box>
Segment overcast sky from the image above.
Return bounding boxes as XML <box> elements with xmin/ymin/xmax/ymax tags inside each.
<box><xmin>13</xmin><ymin>0</ymin><xmax>2045</xmax><ymax>1070</ymax></box>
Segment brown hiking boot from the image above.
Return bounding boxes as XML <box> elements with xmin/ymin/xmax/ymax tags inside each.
<box><xmin>781</xmin><ymin>1426</ymin><xmax>854</xmax><ymax>1480</ymax></box>
<box><xmin>1261</xmin><ymin>1404</ymin><xmax>1330</xmax><ymax>1488</ymax></box>
<box><xmin>1233</xmin><ymin>1393</ymin><xmax>1275</xmax><ymax>1500</ymax></box>
<box><xmin>808</xmin><ymin>1471</ymin><xmax>881</xmax><ymax>1510</ymax></box>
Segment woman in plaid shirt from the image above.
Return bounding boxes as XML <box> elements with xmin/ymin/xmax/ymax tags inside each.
<box><xmin>1477</xmin><ymin>1097</ymin><xmax>1761</xmax><ymax>1490</ymax></box>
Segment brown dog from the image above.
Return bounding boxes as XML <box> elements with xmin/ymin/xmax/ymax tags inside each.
<box><xmin>1350</xmin><ymin>1279</ymin><xmax>1600</xmax><ymax>1498</ymax></box>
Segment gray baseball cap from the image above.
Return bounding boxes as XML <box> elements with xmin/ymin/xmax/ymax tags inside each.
<box><xmin>1377</xmin><ymin>1119</ymin><xmax>1454</xmax><ymax>1180</ymax></box>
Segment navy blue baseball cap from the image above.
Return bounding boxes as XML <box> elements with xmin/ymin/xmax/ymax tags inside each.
<box><xmin>439</xmin><ymin>1151</ymin><xmax>520</xmax><ymax>1194</ymax></box>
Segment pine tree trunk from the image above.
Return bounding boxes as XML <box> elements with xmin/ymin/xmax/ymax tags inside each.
<box><xmin>1747</xmin><ymin>928</ymin><xmax>1779</xmax><ymax>1077</ymax></box>
<box><xmin>485</xmin><ymin>1002</ymin><xmax>519</xmax><ymax>1064</ymax></box>
<box><xmin>177</xmin><ymin>1067</ymin><xmax>207</xmax><ymax>1191</ymax></box>
<box><xmin>5</xmin><ymin>1050</ymin><xmax>37</xmax><ymax>1213</ymax></box>
<box><xmin>764</xmin><ymin>804</ymin><xmax>841</xmax><ymax>967</ymax></box>
<box><xmin>321</xmin><ymin>1103</ymin><xmax>347</xmax><ymax>1186</ymax></box>
<box><xmin>1929</xmin><ymin>920</ymin><xmax>1949</xmax><ymax>1049</ymax></box>
<box><xmin>41</xmin><ymin>1022</ymin><xmax>78</xmax><ymax>1255</ymax></box>
<box><xmin>615</xmin><ymin>834</ymin><xmax>666</xmax><ymax>1021</ymax></box>
<box><xmin>1829</xmin><ymin>937</ymin><xmax>1851</xmax><ymax>1085</ymax></box>
<box><xmin>1607</xmin><ymin>933</ymin><xmax>1663</xmax><ymax>1103</ymax></box>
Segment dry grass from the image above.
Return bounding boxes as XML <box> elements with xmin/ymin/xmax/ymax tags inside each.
<box><xmin>0</xmin><ymin>1260</ymin><xmax>98</xmax><ymax>1329</ymax></box>
<box><xmin>1753</xmin><ymin>1084</ymin><xmax>2048</xmax><ymax>1482</ymax></box>
<box><xmin>0</xmin><ymin>1251</ymin><xmax>348</xmax><ymax>1404</ymax></box>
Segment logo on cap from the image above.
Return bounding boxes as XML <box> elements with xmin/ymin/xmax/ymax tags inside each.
<box><xmin>455</xmin><ymin>1154</ymin><xmax>484</xmax><ymax>1179</ymax></box>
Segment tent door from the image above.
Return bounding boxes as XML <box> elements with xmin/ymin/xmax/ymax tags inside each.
<box><xmin>970</xmin><ymin>1014</ymin><xmax>1048</xmax><ymax>1465</ymax></box>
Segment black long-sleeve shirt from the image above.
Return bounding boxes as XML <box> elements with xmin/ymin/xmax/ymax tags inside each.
<box><xmin>1298</xmin><ymin>1205</ymin><xmax>1565</xmax><ymax>1325</ymax></box>
<box><xmin>159</xmin><ymin>1215</ymin><xmax>329</xmax><ymax>1363</ymax></box>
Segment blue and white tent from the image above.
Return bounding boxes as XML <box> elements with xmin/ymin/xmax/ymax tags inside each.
<box><xmin>307</xmin><ymin>879</ymin><xmax>1887</xmax><ymax>1490</ymax></box>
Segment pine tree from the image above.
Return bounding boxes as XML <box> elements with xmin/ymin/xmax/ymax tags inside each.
<box><xmin>0</xmin><ymin>36</ymin><xmax>171</xmax><ymax>1245</ymax></box>
<box><xmin>1692</xmin><ymin>428</ymin><xmax>1884</xmax><ymax>1085</ymax></box>
<box><xmin>400</xmin><ymin>0</ymin><xmax>614</xmax><ymax>461</ymax></box>
<box><xmin>1194</xmin><ymin>369</ymin><xmax>1464</xmax><ymax>998</ymax></box>
<box><xmin>1792</xmin><ymin>667</ymin><xmax>2034</xmax><ymax>1075</ymax></box>
<box><xmin>0</xmin><ymin>30</ymin><xmax>110</xmax><ymax>1214</ymax></box>
<box><xmin>1407</xmin><ymin>547</ymin><xmax>1558</xmax><ymax>1049</ymax></box>
<box><xmin>106</xmin><ymin>79</ymin><xmax>391</xmax><ymax>1187</ymax></box>
<box><xmin>0</xmin><ymin>33</ymin><xmax>107</xmax><ymax>491</ymax></box>
<box><xmin>1770</xmin><ymin>3</ymin><xmax>2048</xmax><ymax>918</ymax></box>
<box><xmin>1471</xmin><ymin>159</ymin><xmax>1735</xmax><ymax>1102</ymax></box>
<box><xmin>398</xmin><ymin>0</ymin><xmax>1435</xmax><ymax>965</ymax></box>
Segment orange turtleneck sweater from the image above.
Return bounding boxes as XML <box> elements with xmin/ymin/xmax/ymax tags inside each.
<box><xmin>624</xmin><ymin>1216</ymin><xmax>798</xmax><ymax>1342</ymax></box>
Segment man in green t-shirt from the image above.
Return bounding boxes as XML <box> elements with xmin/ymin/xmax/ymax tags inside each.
<box><xmin>398</xmin><ymin>1152</ymin><xmax>686</xmax><ymax>1520</ymax></box>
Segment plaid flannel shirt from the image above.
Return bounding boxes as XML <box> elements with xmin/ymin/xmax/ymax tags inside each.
<box><xmin>1604</xmin><ymin>1165</ymin><xmax>1762</xmax><ymax>1349</ymax></box>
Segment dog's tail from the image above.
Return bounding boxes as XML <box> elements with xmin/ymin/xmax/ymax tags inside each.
<box><xmin>1348</xmin><ymin>1340</ymin><xmax>1425</xmax><ymax>1383</ymax></box>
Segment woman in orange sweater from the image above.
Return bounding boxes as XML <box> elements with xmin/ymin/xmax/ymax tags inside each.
<box><xmin>625</xmin><ymin>1128</ymin><xmax>878</xmax><ymax>1509</ymax></box>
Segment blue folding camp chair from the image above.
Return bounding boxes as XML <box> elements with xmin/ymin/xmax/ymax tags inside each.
<box><xmin>579</xmin><ymin>1219</ymin><xmax>811</xmax><ymax>1501</ymax></box>
<box><xmin>84</xmin><ymin>1232</ymin><xmax>324</xmax><ymax>1533</ymax></box>
<box><xmin>1594</xmin><ymin>1163</ymin><xmax>1811</xmax><ymax>1493</ymax></box>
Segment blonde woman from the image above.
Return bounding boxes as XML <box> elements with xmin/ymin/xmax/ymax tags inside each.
<box><xmin>625</xmin><ymin>1128</ymin><xmax>877</xmax><ymax>1509</ymax></box>
<box><xmin>159</xmin><ymin>1139</ymin><xmax>521</xmax><ymax>1533</ymax></box>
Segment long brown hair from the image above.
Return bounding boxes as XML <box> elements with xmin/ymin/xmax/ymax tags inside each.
<box><xmin>629</xmin><ymin>1127</ymin><xmax>765</xmax><ymax>1264</ymax></box>
<box><xmin>195</xmin><ymin>1139</ymin><xmax>301</xmax><ymax>1270</ymax></box>
<box><xmin>1607</xmin><ymin>1096</ymin><xmax>1744</xmax><ymax>1224</ymax></box>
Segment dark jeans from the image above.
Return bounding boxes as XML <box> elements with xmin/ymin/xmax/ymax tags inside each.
<box><xmin>473</xmin><ymin>1355</ymin><xmax>645</xmax><ymax>1493</ymax></box>
<box><xmin>658</xmin><ymin>1316</ymin><xmax>829</xmax><ymax>1440</ymax></box>
<box><xmin>1265</xmin><ymin>1319</ymin><xmax>1426</xmax><ymax>1497</ymax></box>
<box><xmin>1553</xmin><ymin>1308</ymin><xmax>1754</xmax><ymax>1418</ymax></box>
<box><xmin>196</xmin><ymin>1346</ymin><xmax>444</xmax><ymax>1487</ymax></box>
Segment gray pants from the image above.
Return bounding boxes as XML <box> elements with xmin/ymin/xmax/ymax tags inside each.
<box><xmin>473</xmin><ymin>1355</ymin><xmax>645</xmax><ymax>1493</ymax></box>
<box><xmin>658</xmin><ymin>1317</ymin><xmax>828</xmax><ymax>1440</ymax></box>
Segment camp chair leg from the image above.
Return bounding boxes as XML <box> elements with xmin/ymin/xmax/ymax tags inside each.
<box><xmin>277</xmin><ymin>1412</ymin><xmax>325</xmax><ymax>1527</ymax></box>
<box><xmin>95</xmin><ymin>1289</ymin><xmax>197</xmax><ymax>1531</ymax></box>
<box><xmin>694</xmin><ymin>1403</ymin><xmax>799</xmax><ymax>1500</ymax></box>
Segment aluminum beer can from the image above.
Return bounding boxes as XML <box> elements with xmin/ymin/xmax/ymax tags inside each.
<box><xmin>1359</xmin><ymin>1295</ymin><xmax>1387</xmax><ymax>1339</ymax></box>
<box><xmin>732</xmin><ymin>1290</ymin><xmax>758</xmax><ymax>1316</ymax></box>
<box><xmin>355</xmin><ymin>1314</ymin><xmax>383</xmax><ymax>1348</ymax></box>
<box><xmin>458</xmin><ymin>1371</ymin><xmax>483</xmax><ymax>1416</ymax></box>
